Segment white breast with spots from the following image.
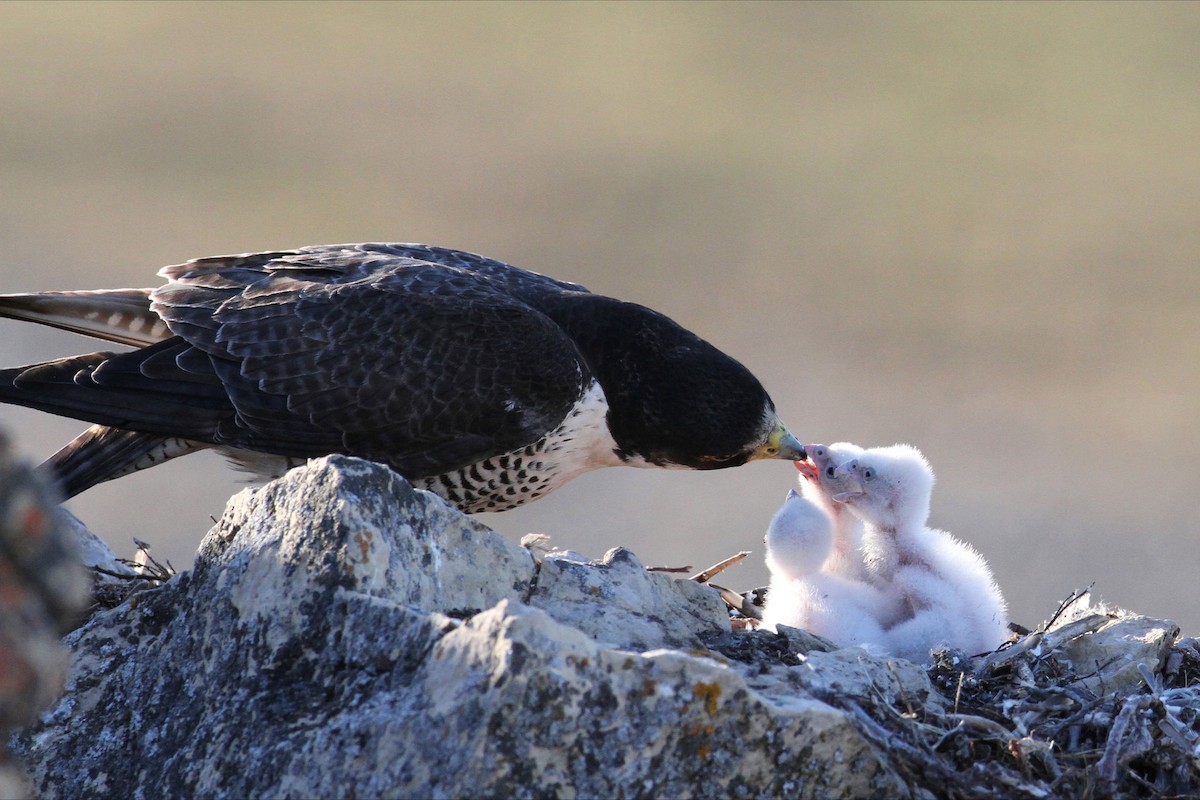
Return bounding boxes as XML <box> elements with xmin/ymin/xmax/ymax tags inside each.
<box><xmin>414</xmin><ymin>380</ymin><xmax>622</xmax><ymax>512</ymax></box>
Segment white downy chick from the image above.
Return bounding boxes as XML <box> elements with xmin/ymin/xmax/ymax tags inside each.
<box><xmin>764</xmin><ymin>489</ymin><xmax>835</xmax><ymax>583</ymax></box>
<box><xmin>761</xmin><ymin>490</ymin><xmax>888</xmax><ymax>649</ymax></box>
<box><xmin>797</xmin><ymin>442</ymin><xmax>867</xmax><ymax>581</ymax></box>
<box><xmin>834</xmin><ymin>444</ymin><xmax>1010</xmax><ymax>662</ymax></box>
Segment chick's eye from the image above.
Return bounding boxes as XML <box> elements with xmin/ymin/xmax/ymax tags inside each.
<box><xmin>863</xmin><ymin>467</ymin><xmax>876</xmax><ymax>481</ymax></box>
<box><xmin>825</xmin><ymin>466</ymin><xmax>836</xmax><ymax>478</ymax></box>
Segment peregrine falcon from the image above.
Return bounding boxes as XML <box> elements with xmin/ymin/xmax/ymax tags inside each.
<box><xmin>0</xmin><ymin>243</ymin><xmax>806</xmax><ymax>512</ymax></box>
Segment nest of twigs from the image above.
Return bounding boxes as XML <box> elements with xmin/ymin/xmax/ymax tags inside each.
<box><xmin>696</xmin><ymin>567</ymin><xmax>1200</xmax><ymax>800</ymax></box>
<box><xmin>910</xmin><ymin>602</ymin><xmax>1200</xmax><ymax>800</ymax></box>
<box><xmin>89</xmin><ymin>538</ymin><xmax>176</xmax><ymax>611</ymax></box>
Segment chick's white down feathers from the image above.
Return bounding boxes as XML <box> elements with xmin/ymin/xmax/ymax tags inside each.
<box><xmin>762</xmin><ymin>443</ymin><xmax>1009</xmax><ymax>661</ymax></box>
<box><xmin>761</xmin><ymin>491</ymin><xmax>887</xmax><ymax>650</ymax></box>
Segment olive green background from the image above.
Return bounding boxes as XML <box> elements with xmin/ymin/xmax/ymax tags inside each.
<box><xmin>2</xmin><ymin>2</ymin><xmax>1197</xmax><ymax>632</ymax></box>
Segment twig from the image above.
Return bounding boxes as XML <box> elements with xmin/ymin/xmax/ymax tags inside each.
<box><xmin>1043</xmin><ymin>583</ymin><xmax>1095</xmax><ymax>632</ymax></box>
<box><xmin>689</xmin><ymin>551</ymin><xmax>749</xmax><ymax>583</ymax></box>
<box><xmin>645</xmin><ymin>565</ymin><xmax>693</xmax><ymax>574</ymax></box>
<box><xmin>125</xmin><ymin>540</ymin><xmax>175</xmax><ymax>583</ymax></box>
<box><xmin>91</xmin><ymin>565</ymin><xmax>141</xmax><ymax>581</ymax></box>
<box><xmin>887</xmin><ymin>660</ymin><xmax>916</xmax><ymax>717</ymax></box>
<box><xmin>1097</xmin><ymin>695</ymin><xmax>1149</xmax><ymax>784</ymax></box>
<box><xmin>707</xmin><ymin>582</ymin><xmax>753</xmax><ymax>614</ymax></box>
<box><xmin>943</xmin><ymin>712</ymin><xmax>1016</xmax><ymax>740</ymax></box>
<box><xmin>931</xmin><ymin>720</ymin><xmax>966</xmax><ymax>752</ymax></box>
<box><xmin>976</xmin><ymin>614</ymin><xmax>1109</xmax><ymax>677</ymax></box>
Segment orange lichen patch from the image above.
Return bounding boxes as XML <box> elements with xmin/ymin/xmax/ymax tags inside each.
<box><xmin>352</xmin><ymin>530</ymin><xmax>371</xmax><ymax>562</ymax></box>
<box><xmin>692</xmin><ymin>681</ymin><xmax>721</xmax><ymax>716</ymax></box>
<box><xmin>683</xmin><ymin>721</ymin><xmax>717</xmax><ymax>760</ymax></box>
<box><xmin>685</xmin><ymin>649</ymin><xmax>732</xmax><ymax>665</ymax></box>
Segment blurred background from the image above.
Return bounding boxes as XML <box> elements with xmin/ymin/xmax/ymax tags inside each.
<box><xmin>1</xmin><ymin>2</ymin><xmax>1197</xmax><ymax>632</ymax></box>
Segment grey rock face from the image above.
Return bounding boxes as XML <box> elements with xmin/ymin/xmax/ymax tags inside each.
<box><xmin>529</xmin><ymin>546</ymin><xmax>730</xmax><ymax>650</ymax></box>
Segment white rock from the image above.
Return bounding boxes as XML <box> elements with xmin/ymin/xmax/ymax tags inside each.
<box><xmin>529</xmin><ymin>546</ymin><xmax>729</xmax><ymax>650</ymax></box>
<box><xmin>1061</xmin><ymin>611</ymin><xmax>1179</xmax><ymax>696</ymax></box>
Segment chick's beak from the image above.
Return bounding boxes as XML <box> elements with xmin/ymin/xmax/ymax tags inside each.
<box><xmin>749</xmin><ymin>423</ymin><xmax>807</xmax><ymax>462</ymax></box>
<box><xmin>831</xmin><ymin>461</ymin><xmax>865</xmax><ymax>503</ymax></box>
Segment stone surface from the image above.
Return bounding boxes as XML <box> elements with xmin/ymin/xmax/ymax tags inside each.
<box><xmin>196</xmin><ymin>455</ymin><xmax>539</xmax><ymax>616</ymax></box>
<box><xmin>1061</xmin><ymin>612</ymin><xmax>1180</xmax><ymax>697</ymax></box>
<box><xmin>529</xmin><ymin>546</ymin><xmax>730</xmax><ymax>650</ymax></box>
<box><xmin>58</xmin><ymin>509</ymin><xmax>125</xmax><ymax>574</ymax></box>
<box><xmin>12</xmin><ymin>457</ymin><xmax>912</xmax><ymax>799</ymax></box>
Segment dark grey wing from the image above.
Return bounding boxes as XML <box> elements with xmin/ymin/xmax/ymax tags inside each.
<box><xmin>143</xmin><ymin>262</ymin><xmax>591</xmax><ymax>476</ymax></box>
<box><xmin>0</xmin><ymin>243</ymin><xmax>582</xmax><ymax>348</ymax></box>
<box><xmin>355</xmin><ymin>243</ymin><xmax>591</xmax><ymax>297</ymax></box>
<box><xmin>0</xmin><ymin>243</ymin><xmax>593</xmax><ymax>481</ymax></box>
<box><xmin>157</xmin><ymin>242</ymin><xmax>589</xmax><ymax>299</ymax></box>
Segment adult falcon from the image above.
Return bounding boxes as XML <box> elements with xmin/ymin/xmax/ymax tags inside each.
<box><xmin>0</xmin><ymin>243</ymin><xmax>806</xmax><ymax>512</ymax></box>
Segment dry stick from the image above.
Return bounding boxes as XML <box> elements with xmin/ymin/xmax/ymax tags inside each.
<box><xmin>943</xmin><ymin>712</ymin><xmax>1016</xmax><ymax>740</ymax></box>
<box><xmin>129</xmin><ymin>541</ymin><xmax>175</xmax><ymax>581</ymax></box>
<box><xmin>1043</xmin><ymin>583</ymin><xmax>1096</xmax><ymax>632</ymax></box>
<box><xmin>975</xmin><ymin>614</ymin><xmax>1109</xmax><ymax>677</ymax></box>
<box><xmin>977</xmin><ymin>585</ymin><xmax>1101</xmax><ymax>676</ymax></box>
<box><xmin>645</xmin><ymin>565</ymin><xmax>693</xmax><ymax>574</ymax></box>
<box><xmin>689</xmin><ymin>551</ymin><xmax>749</xmax><ymax>584</ymax></box>
<box><xmin>1097</xmin><ymin>695</ymin><xmax>1147</xmax><ymax>784</ymax></box>
<box><xmin>707</xmin><ymin>582</ymin><xmax>754</xmax><ymax>613</ymax></box>
<box><xmin>887</xmin><ymin>660</ymin><xmax>916</xmax><ymax>717</ymax></box>
<box><xmin>91</xmin><ymin>565</ymin><xmax>141</xmax><ymax>581</ymax></box>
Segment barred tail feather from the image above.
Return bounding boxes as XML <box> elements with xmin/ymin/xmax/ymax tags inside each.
<box><xmin>40</xmin><ymin>425</ymin><xmax>204</xmax><ymax>498</ymax></box>
<box><xmin>0</xmin><ymin>289</ymin><xmax>168</xmax><ymax>346</ymax></box>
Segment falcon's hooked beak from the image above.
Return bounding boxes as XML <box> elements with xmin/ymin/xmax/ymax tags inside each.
<box><xmin>749</xmin><ymin>423</ymin><xmax>807</xmax><ymax>462</ymax></box>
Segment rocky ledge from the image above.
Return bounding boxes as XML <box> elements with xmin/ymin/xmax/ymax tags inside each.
<box><xmin>11</xmin><ymin>456</ymin><xmax>1200</xmax><ymax>799</ymax></box>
